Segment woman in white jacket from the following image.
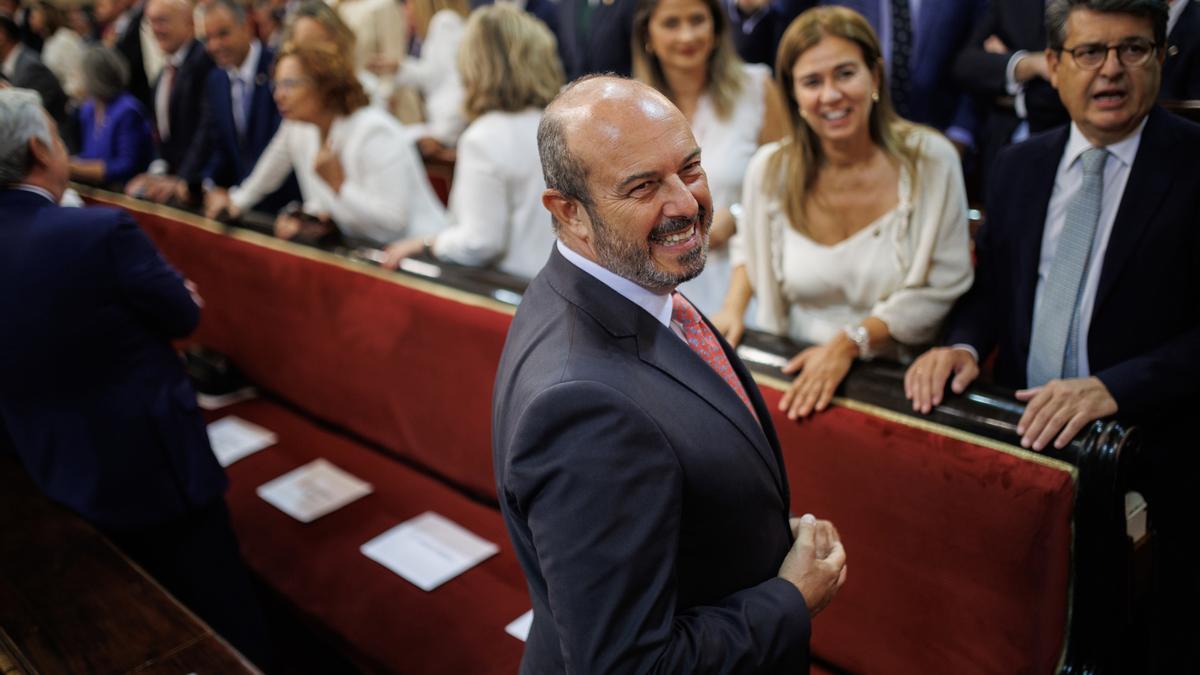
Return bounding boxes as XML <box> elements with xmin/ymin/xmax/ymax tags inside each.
<box><xmin>381</xmin><ymin>4</ymin><xmax>563</xmax><ymax>279</ymax></box>
<box><xmin>205</xmin><ymin>41</ymin><xmax>446</xmax><ymax>245</ymax></box>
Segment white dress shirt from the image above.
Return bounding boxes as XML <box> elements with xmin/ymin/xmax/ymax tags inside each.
<box><xmin>2</xmin><ymin>44</ymin><xmax>23</xmax><ymax>80</ymax></box>
<box><xmin>230</xmin><ymin>106</ymin><xmax>447</xmax><ymax>244</ymax></box>
<box><xmin>432</xmin><ymin>108</ymin><xmax>554</xmax><ymax>279</ymax></box>
<box><xmin>1169</xmin><ymin>0</ymin><xmax>1190</xmax><ymax>35</ymax></box>
<box><xmin>227</xmin><ymin>40</ymin><xmax>262</xmax><ymax>138</ymax></box>
<box><xmin>155</xmin><ymin>41</ymin><xmax>192</xmax><ymax>141</ymax></box>
<box><xmin>1031</xmin><ymin>119</ymin><xmax>1146</xmax><ymax>377</ymax></box>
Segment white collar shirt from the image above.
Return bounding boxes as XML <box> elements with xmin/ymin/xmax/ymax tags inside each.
<box><xmin>1033</xmin><ymin>118</ymin><xmax>1147</xmax><ymax>378</ymax></box>
<box><xmin>12</xmin><ymin>183</ymin><xmax>55</xmax><ymax>203</ymax></box>
<box><xmin>1169</xmin><ymin>0</ymin><xmax>1189</xmax><ymax>35</ymax></box>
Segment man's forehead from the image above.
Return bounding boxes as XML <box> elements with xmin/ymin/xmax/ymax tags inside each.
<box><xmin>1065</xmin><ymin>7</ymin><xmax>1154</xmax><ymax>39</ymax></box>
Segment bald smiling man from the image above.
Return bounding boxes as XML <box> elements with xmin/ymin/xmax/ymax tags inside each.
<box><xmin>491</xmin><ymin>76</ymin><xmax>848</xmax><ymax>674</ymax></box>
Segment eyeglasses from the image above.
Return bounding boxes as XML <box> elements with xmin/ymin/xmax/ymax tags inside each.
<box><xmin>270</xmin><ymin>77</ymin><xmax>312</xmax><ymax>92</ymax></box>
<box><xmin>1057</xmin><ymin>38</ymin><xmax>1160</xmax><ymax>70</ymax></box>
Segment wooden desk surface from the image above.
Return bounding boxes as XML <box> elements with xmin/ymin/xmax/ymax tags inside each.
<box><xmin>0</xmin><ymin>454</ymin><xmax>258</xmax><ymax>675</ymax></box>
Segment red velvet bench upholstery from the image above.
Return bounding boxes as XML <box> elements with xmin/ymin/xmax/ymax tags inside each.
<box><xmin>78</xmin><ymin>188</ymin><xmax>1132</xmax><ymax>674</ymax></box>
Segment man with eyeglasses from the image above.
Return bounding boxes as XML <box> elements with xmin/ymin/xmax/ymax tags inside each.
<box><xmin>906</xmin><ymin>0</ymin><xmax>1199</xmax><ymax>669</ymax></box>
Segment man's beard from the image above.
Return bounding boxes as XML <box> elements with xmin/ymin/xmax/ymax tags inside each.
<box><xmin>587</xmin><ymin>204</ymin><xmax>711</xmax><ymax>294</ymax></box>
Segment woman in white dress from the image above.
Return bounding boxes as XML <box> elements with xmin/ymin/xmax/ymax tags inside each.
<box><xmin>368</xmin><ymin>0</ymin><xmax>468</xmax><ymax>151</ymax></box>
<box><xmin>713</xmin><ymin>6</ymin><xmax>973</xmax><ymax>419</ymax></box>
<box><xmin>381</xmin><ymin>4</ymin><xmax>563</xmax><ymax>279</ymax></box>
<box><xmin>204</xmin><ymin>42</ymin><xmax>446</xmax><ymax>245</ymax></box>
<box><xmin>630</xmin><ymin>0</ymin><xmax>786</xmax><ymax>317</ymax></box>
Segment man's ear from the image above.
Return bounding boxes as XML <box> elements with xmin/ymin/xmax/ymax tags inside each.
<box><xmin>543</xmin><ymin>189</ymin><xmax>590</xmax><ymax>242</ymax></box>
<box><xmin>1045</xmin><ymin>48</ymin><xmax>1060</xmax><ymax>89</ymax></box>
<box><xmin>26</xmin><ymin>135</ymin><xmax>53</xmax><ymax>173</ymax></box>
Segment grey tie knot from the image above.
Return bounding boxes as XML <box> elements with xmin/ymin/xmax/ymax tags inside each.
<box><xmin>1080</xmin><ymin>147</ymin><xmax>1108</xmax><ymax>176</ymax></box>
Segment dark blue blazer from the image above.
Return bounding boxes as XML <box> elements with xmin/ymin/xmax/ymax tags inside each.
<box><xmin>1162</xmin><ymin>0</ymin><xmax>1200</xmax><ymax>101</ymax></box>
<box><xmin>156</xmin><ymin>40</ymin><xmax>216</xmax><ymax>176</ymax></box>
<box><xmin>188</xmin><ymin>44</ymin><xmax>299</xmax><ymax>211</ymax></box>
<box><xmin>556</xmin><ymin>0</ymin><xmax>638</xmax><ymax>79</ymax></box>
<box><xmin>493</xmin><ymin>247</ymin><xmax>809</xmax><ymax>673</ymax></box>
<box><xmin>76</xmin><ymin>92</ymin><xmax>156</xmax><ymax>184</ymax></box>
<box><xmin>944</xmin><ymin>107</ymin><xmax>1200</xmax><ymax>427</ymax></box>
<box><xmin>0</xmin><ymin>189</ymin><xmax>227</xmax><ymax>532</ymax></box>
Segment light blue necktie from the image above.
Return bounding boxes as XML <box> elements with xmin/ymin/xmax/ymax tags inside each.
<box><xmin>1027</xmin><ymin>147</ymin><xmax>1109</xmax><ymax>387</ymax></box>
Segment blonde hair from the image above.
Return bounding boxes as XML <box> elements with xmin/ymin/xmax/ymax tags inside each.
<box><xmin>771</xmin><ymin>6</ymin><xmax>925</xmax><ymax>233</ymax></box>
<box><xmin>630</xmin><ymin>0</ymin><xmax>743</xmax><ymax>119</ymax></box>
<box><xmin>409</xmin><ymin>0</ymin><xmax>469</xmax><ymax>39</ymax></box>
<box><xmin>458</xmin><ymin>4</ymin><xmax>563</xmax><ymax>122</ymax></box>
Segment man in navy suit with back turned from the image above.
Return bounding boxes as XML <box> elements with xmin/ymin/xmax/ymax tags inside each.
<box><xmin>493</xmin><ymin>76</ymin><xmax>847</xmax><ymax>674</ymax></box>
<box><xmin>0</xmin><ymin>88</ymin><xmax>271</xmax><ymax>670</ymax></box>
<box><xmin>907</xmin><ymin>0</ymin><xmax>1200</xmax><ymax>669</ymax></box>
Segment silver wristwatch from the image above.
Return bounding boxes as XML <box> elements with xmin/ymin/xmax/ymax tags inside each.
<box><xmin>842</xmin><ymin>324</ymin><xmax>872</xmax><ymax>360</ymax></box>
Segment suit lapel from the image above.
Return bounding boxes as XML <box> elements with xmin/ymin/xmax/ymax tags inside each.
<box><xmin>542</xmin><ymin>248</ymin><xmax>786</xmax><ymax>499</ymax></box>
<box><xmin>633</xmin><ymin>303</ymin><xmax>785</xmax><ymax>499</ymax></box>
<box><xmin>1093</xmin><ymin>108</ymin><xmax>1175</xmax><ymax>313</ymax></box>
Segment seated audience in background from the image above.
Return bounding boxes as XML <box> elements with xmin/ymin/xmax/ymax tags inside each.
<box><xmin>0</xmin><ymin>14</ymin><xmax>68</xmax><ymax>133</ymax></box>
<box><xmin>250</xmin><ymin>0</ymin><xmax>285</xmax><ymax>51</ymax></box>
<box><xmin>206</xmin><ymin>43</ymin><xmax>447</xmax><ymax>245</ymax></box>
<box><xmin>66</xmin><ymin>5</ymin><xmax>98</xmax><ymax>43</ymax></box>
<box><xmin>69</xmin><ymin>46</ymin><xmax>155</xmax><ymax>184</ymax></box>
<box><xmin>334</xmin><ymin>0</ymin><xmax>409</xmax><ymax>72</ymax></box>
<box><xmin>124</xmin><ymin>0</ymin><xmax>214</xmax><ymax>202</ymax></box>
<box><xmin>368</xmin><ymin>0</ymin><xmax>468</xmax><ymax>152</ymax></box>
<box><xmin>144</xmin><ymin>0</ymin><xmax>298</xmax><ymax>212</ymax></box>
<box><xmin>556</xmin><ymin>0</ymin><xmax>637</xmax><ymax>78</ymax></box>
<box><xmin>714</xmin><ymin>6</ymin><xmax>972</xmax><ymax>419</ymax></box>
<box><xmin>1162</xmin><ymin>0</ymin><xmax>1199</xmax><ymax>98</ymax></box>
<box><xmin>382</xmin><ymin>4</ymin><xmax>563</xmax><ymax>277</ymax></box>
<box><xmin>954</xmin><ymin>0</ymin><xmax>1071</xmax><ymax>183</ymax></box>
<box><xmin>96</xmin><ymin>0</ymin><xmax>156</xmax><ymax>112</ymax></box>
<box><xmin>906</xmin><ymin>2</ymin><xmax>1199</xmax><ymax>668</ymax></box>
<box><xmin>632</xmin><ymin>0</ymin><xmax>787</xmax><ymax>316</ymax></box>
<box><xmin>283</xmin><ymin>2</ymin><xmax>390</xmax><ymax>110</ymax></box>
<box><xmin>28</xmin><ymin>1</ymin><xmax>86</xmax><ymax>101</ymax></box>
<box><xmin>0</xmin><ymin>87</ymin><xmax>271</xmax><ymax>671</ymax></box>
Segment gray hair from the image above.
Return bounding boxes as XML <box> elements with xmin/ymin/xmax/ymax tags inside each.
<box><xmin>0</xmin><ymin>88</ymin><xmax>52</xmax><ymax>186</ymax></box>
<box><xmin>81</xmin><ymin>46</ymin><xmax>130</xmax><ymax>102</ymax></box>
<box><xmin>537</xmin><ymin>75</ymin><xmax>605</xmax><ymax>233</ymax></box>
<box><xmin>202</xmin><ymin>0</ymin><xmax>248</xmax><ymax>25</ymax></box>
<box><xmin>1045</xmin><ymin>0</ymin><xmax>1168</xmax><ymax>50</ymax></box>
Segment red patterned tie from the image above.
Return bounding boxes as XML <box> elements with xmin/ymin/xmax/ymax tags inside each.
<box><xmin>671</xmin><ymin>293</ymin><xmax>757</xmax><ymax>420</ymax></box>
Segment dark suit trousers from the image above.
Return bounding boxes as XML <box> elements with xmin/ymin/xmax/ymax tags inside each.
<box><xmin>104</xmin><ymin>499</ymin><xmax>274</xmax><ymax>672</ymax></box>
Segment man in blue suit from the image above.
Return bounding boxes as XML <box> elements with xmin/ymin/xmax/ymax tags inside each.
<box><xmin>493</xmin><ymin>76</ymin><xmax>847</xmax><ymax>673</ymax></box>
<box><xmin>190</xmin><ymin>0</ymin><xmax>297</xmax><ymax>212</ymax></box>
<box><xmin>907</xmin><ymin>1</ymin><xmax>1199</xmax><ymax>669</ymax></box>
<box><xmin>556</xmin><ymin>0</ymin><xmax>638</xmax><ymax>79</ymax></box>
<box><xmin>0</xmin><ymin>88</ymin><xmax>270</xmax><ymax>670</ymax></box>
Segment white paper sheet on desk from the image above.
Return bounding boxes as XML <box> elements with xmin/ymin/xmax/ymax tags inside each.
<box><xmin>506</xmin><ymin>610</ymin><xmax>533</xmax><ymax>642</ymax></box>
<box><xmin>360</xmin><ymin>512</ymin><xmax>499</xmax><ymax>591</ymax></box>
<box><xmin>207</xmin><ymin>415</ymin><xmax>276</xmax><ymax>467</ymax></box>
<box><xmin>256</xmin><ymin>459</ymin><xmax>373</xmax><ymax>523</ymax></box>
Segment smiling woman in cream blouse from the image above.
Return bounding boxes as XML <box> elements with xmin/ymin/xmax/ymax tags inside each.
<box><xmin>713</xmin><ymin>6</ymin><xmax>972</xmax><ymax>420</ymax></box>
<box><xmin>205</xmin><ymin>41</ymin><xmax>446</xmax><ymax>245</ymax></box>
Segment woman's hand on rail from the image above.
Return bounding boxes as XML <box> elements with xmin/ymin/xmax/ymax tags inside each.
<box><xmin>380</xmin><ymin>238</ymin><xmax>426</xmax><ymax>270</ymax></box>
<box><xmin>779</xmin><ymin>337</ymin><xmax>857</xmax><ymax>419</ymax></box>
<box><xmin>709</xmin><ymin>306</ymin><xmax>746</xmax><ymax>347</ymax></box>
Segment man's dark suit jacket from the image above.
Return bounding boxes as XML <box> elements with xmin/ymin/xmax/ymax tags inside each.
<box><xmin>954</xmin><ymin>0</ymin><xmax>1070</xmax><ymax>177</ymax></box>
<box><xmin>556</xmin><ymin>0</ymin><xmax>637</xmax><ymax>79</ymax></box>
<box><xmin>155</xmin><ymin>40</ymin><xmax>215</xmax><ymax>175</ymax></box>
<box><xmin>114</xmin><ymin>5</ymin><xmax>153</xmax><ymax>112</ymax></box>
<box><xmin>1162</xmin><ymin>0</ymin><xmax>1200</xmax><ymax>100</ymax></box>
<box><xmin>0</xmin><ymin>188</ymin><xmax>228</xmax><ymax>532</ymax></box>
<box><xmin>9</xmin><ymin>47</ymin><xmax>68</xmax><ymax>133</ymax></box>
<box><xmin>493</xmin><ymin>247</ymin><xmax>811</xmax><ymax>673</ymax></box>
<box><xmin>181</xmin><ymin>44</ymin><xmax>299</xmax><ymax>211</ymax></box>
<box><xmin>944</xmin><ymin>107</ymin><xmax>1200</xmax><ymax>502</ymax></box>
